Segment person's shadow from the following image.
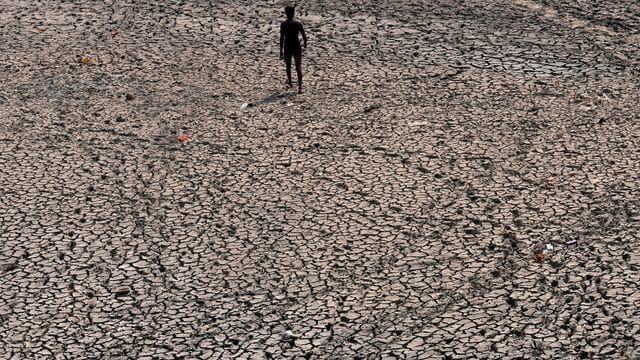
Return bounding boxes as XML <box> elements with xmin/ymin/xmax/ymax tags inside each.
<box><xmin>244</xmin><ymin>89</ymin><xmax>295</xmax><ymax>108</ymax></box>
<box><xmin>259</xmin><ymin>90</ymin><xmax>288</xmax><ymax>104</ymax></box>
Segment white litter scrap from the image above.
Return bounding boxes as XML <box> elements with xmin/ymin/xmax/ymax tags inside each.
<box><xmin>408</xmin><ymin>121</ymin><xmax>430</xmax><ymax>127</ymax></box>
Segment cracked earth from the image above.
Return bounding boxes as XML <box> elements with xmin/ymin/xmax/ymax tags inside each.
<box><xmin>1</xmin><ymin>0</ymin><xmax>639</xmax><ymax>358</ymax></box>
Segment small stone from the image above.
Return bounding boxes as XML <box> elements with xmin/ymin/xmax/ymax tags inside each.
<box><xmin>281</xmin><ymin>330</ymin><xmax>296</xmax><ymax>340</ymax></box>
<box><xmin>132</xmin><ymin>260</ymin><xmax>148</xmax><ymax>269</ymax></box>
<box><xmin>2</xmin><ymin>262</ymin><xmax>18</xmax><ymax>273</ymax></box>
<box><xmin>407</xmin><ymin>337</ymin><xmax>424</xmax><ymax>350</ymax></box>
<box><xmin>113</xmin><ymin>287</ymin><xmax>130</xmax><ymax>297</ymax></box>
<box><xmin>125</xmin><ymin>93</ymin><xmax>135</xmax><ymax>101</ymax></box>
<box><xmin>363</xmin><ymin>104</ymin><xmax>381</xmax><ymax>113</ymax></box>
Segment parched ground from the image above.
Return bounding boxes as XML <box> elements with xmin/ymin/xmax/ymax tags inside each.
<box><xmin>1</xmin><ymin>0</ymin><xmax>639</xmax><ymax>358</ymax></box>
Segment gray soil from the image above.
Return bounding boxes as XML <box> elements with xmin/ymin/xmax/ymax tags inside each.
<box><xmin>1</xmin><ymin>0</ymin><xmax>639</xmax><ymax>358</ymax></box>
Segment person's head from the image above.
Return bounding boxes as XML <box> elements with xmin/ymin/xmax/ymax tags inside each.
<box><xmin>285</xmin><ymin>6</ymin><xmax>295</xmax><ymax>20</ymax></box>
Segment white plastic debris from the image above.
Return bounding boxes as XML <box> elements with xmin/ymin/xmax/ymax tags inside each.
<box><xmin>533</xmin><ymin>243</ymin><xmax>554</xmax><ymax>262</ymax></box>
<box><xmin>240</xmin><ymin>102</ymin><xmax>250</xmax><ymax>109</ymax></box>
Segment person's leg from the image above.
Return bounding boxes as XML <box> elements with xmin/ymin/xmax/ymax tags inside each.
<box><xmin>285</xmin><ymin>51</ymin><xmax>293</xmax><ymax>87</ymax></box>
<box><xmin>294</xmin><ymin>51</ymin><xmax>302</xmax><ymax>93</ymax></box>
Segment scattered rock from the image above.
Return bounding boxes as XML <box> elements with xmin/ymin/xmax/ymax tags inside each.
<box><xmin>407</xmin><ymin>337</ymin><xmax>424</xmax><ymax>350</ymax></box>
<box><xmin>2</xmin><ymin>262</ymin><xmax>18</xmax><ymax>273</ymax></box>
<box><xmin>363</xmin><ymin>104</ymin><xmax>381</xmax><ymax>113</ymax></box>
<box><xmin>113</xmin><ymin>288</ymin><xmax>130</xmax><ymax>298</ymax></box>
<box><xmin>281</xmin><ymin>330</ymin><xmax>297</xmax><ymax>340</ymax></box>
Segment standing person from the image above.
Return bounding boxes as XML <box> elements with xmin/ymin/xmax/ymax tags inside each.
<box><xmin>279</xmin><ymin>6</ymin><xmax>307</xmax><ymax>93</ymax></box>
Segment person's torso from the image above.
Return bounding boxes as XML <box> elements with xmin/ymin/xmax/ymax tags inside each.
<box><xmin>281</xmin><ymin>20</ymin><xmax>302</xmax><ymax>49</ymax></box>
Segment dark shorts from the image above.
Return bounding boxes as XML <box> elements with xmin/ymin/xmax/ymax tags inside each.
<box><xmin>284</xmin><ymin>47</ymin><xmax>302</xmax><ymax>58</ymax></box>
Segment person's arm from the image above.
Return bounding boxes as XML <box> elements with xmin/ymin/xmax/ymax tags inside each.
<box><xmin>279</xmin><ymin>22</ymin><xmax>285</xmax><ymax>59</ymax></box>
<box><xmin>300</xmin><ymin>23</ymin><xmax>307</xmax><ymax>48</ymax></box>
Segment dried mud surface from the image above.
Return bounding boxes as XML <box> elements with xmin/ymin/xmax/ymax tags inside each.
<box><xmin>1</xmin><ymin>0</ymin><xmax>639</xmax><ymax>359</ymax></box>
